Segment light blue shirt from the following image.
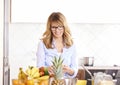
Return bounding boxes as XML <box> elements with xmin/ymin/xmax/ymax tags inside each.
<box><xmin>36</xmin><ymin>40</ymin><xmax>78</xmax><ymax>78</ymax></box>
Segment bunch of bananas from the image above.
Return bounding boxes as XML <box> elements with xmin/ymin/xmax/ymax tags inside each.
<box><xmin>18</xmin><ymin>67</ymin><xmax>28</xmax><ymax>82</ymax></box>
<box><xmin>26</xmin><ymin>66</ymin><xmax>40</xmax><ymax>79</ymax></box>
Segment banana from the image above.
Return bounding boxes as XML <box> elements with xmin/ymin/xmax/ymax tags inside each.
<box><xmin>31</xmin><ymin>67</ymin><xmax>39</xmax><ymax>76</ymax></box>
<box><xmin>32</xmin><ymin>72</ymin><xmax>40</xmax><ymax>78</ymax></box>
<box><xmin>18</xmin><ymin>67</ymin><xmax>27</xmax><ymax>82</ymax></box>
<box><xmin>38</xmin><ymin>75</ymin><xmax>49</xmax><ymax>80</ymax></box>
<box><xmin>31</xmin><ymin>67</ymin><xmax>40</xmax><ymax>78</ymax></box>
<box><xmin>26</xmin><ymin>66</ymin><xmax>40</xmax><ymax>79</ymax></box>
<box><xmin>26</xmin><ymin>66</ymin><xmax>32</xmax><ymax>76</ymax></box>
<box><xmin>26</xmin><ymin>69</ymin><xmax>31</xmax><ymax>76</ymax></box>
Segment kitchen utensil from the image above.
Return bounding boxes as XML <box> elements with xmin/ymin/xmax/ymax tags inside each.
<box><xmin>81</xmin><ymin>65</ymin><xmax>94</xmax><ymax>85</ymax></box>
<box><xmin>81</xmin><ymin>65</ymin><xmax>94</xmax><ymax>79</ymax></box>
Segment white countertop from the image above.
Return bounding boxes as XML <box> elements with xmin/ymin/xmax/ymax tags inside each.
<box><xmin>79</xmin><ymin>66</ymin><xmax>120</xmax><ymax>70</ymax></box>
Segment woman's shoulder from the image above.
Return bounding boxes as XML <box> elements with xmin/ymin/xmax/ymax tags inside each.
<box><xmin>71</xmin><ymin>43</ymin><xmax>76</xmax><ymax>48</ymax></box>
<box><xmin>38</xmin><ymin>39</ymin><xmax>44</xmax><ymax>46</ymax></box>
<box><xmin>68</xmin><ymin>43</ymin><xmax>76</xmax><ymax>51</ymax></box>
<box><xmin>65</xmin><ymin>43</ymin><xmax>76</xmax><ymax>49</ymax></box>
<box><xmin>39</xmin><ymin>39</ymin><xmax>43</xmax><ymax>42</ymax></box>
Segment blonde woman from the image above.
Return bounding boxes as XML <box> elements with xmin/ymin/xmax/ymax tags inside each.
<box><xmin>36</xmin><ymin>12</ymin><xmax>78</xmax><ymax>78</ymax></box>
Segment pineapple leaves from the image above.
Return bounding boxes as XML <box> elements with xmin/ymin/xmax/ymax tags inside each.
<box><xmin>52</xmin><ymin>56</ymin><xmax>64</xmax><ymax>69</ymax></box>
<box><xmin>58</xmin><ymin>56</ymin><xmax>64</xmax><ymax>65</ymax></box>
<box><xmin>52</xmin><ymin>61</ymin><xmax>57</xmax><ymax>68</ymax></box>
<box><xmin>51</xmin><ymin>56</ymin><xmax>64</xmax><ymax>79</ymax></box>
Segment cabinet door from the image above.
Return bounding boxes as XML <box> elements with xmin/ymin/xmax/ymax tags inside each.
<box><xmin>76</xmin><ymin>69</ymin><xmax>85</xmax><ymax>80</ymax></box>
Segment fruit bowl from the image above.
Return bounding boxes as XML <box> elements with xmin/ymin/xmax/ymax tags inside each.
<box><xmin>49</xmin><ymin>78</ymin><xmax>77</xmax><ymax>85</ymax></box>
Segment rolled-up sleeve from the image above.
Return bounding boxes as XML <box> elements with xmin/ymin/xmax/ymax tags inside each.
<box><xmin>65</xmin><ymin>44</ymin><xmax>78</xmax><ymax>78</ymax></box>
<box><xmin>70</xmin><ymin>44</ymin><xmax>78</xmax><ymax>78</ymax></box>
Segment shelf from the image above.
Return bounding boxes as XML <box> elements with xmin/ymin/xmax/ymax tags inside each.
<box><xmin>79</xmin><ymin>66</ymin><xmax>120</xmax><ymax>70</ymax></box>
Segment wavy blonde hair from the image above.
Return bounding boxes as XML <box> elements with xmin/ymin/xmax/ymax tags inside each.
<box><xmin>42</xmin><ymin>12</ymin><xmax>73</xmax><ymax>49</ymax></box>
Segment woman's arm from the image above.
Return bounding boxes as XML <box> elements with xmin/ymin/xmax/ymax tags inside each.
<box><xmin>67</xmin><ymin>44</ymin><xmax>78</xmax><ymax>78</ymax></box>
<box><xmin>36</xmin><ymin>40</ymin><xmax>46</xmax><ymax>67</ymax></box>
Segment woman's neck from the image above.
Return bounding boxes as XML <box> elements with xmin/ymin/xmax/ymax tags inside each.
<box><xmin>53</xmin><ymin>37</ymin><xmax>64</xmax><ymax>53</ymax></box>
<box><xmin>53</xmin><ymin>37</ymin><xmax>63</xmax><ymax>43</ymax></box>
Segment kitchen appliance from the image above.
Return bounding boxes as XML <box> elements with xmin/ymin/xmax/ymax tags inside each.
<box><xmin>83</xmin><ymin>57</ymin><xmax>94</xmax><ymax>66</ymax></box>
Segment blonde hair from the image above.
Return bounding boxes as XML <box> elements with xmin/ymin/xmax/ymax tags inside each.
<box><xmin>42</xmin><ymin>12</ymin><xmax>73</xmax><ymax>48</ymax></box>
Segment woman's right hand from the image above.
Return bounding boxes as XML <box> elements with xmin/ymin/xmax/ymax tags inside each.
<box><xmin>47</xmin><ymin>66</ymin><xmax>54</xmax><ymax>77</ymax></box>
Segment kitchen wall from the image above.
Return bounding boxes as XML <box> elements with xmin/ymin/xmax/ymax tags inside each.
<box><xmin>11</xmin><ymin>0</ymin><xmax>120</xmax><ymax>23</ymax></box>
<box><xmin>9</xmin><ymin>23</ymin><xmax>120</xmax><ymax>84</ymax></box>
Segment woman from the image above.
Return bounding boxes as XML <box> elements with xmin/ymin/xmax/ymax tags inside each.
<box><xmin>36</xmin><ymin>12</ymin><xmax>78</xmax><ymax>78</ymax></box>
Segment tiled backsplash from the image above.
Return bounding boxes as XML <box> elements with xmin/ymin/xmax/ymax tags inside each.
<box><xmin>9</xmin><ymin>23</ymin><xmax>120</xmax><ymax>83</ymax></box>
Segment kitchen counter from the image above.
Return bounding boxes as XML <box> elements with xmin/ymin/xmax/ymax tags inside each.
<box><xmin>79</xmin><ymin>66</ymin><xmax>120</xmax><ymax>70</ymax></box>
<box><xmin>76</xmin><ymin>66</ymin><xmax>120</xmax><ymax>85</ymax></box>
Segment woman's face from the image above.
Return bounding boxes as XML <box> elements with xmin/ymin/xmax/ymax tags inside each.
<box><xmin>51</xmin><ymin>22</ymin><xmax>64</xmax><ymax>38</ymax></box>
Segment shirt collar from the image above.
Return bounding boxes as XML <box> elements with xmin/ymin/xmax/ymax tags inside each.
<box><xmin>51</xmin><ymin>38</ymin><xmax>67</xmax><ymax>48</ymax></box>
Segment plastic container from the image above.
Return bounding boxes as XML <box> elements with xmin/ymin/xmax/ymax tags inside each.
<box><xmin>76</xmin><ymin>80</ymin><xmax>87</xmax><ymax>85</ymax></box>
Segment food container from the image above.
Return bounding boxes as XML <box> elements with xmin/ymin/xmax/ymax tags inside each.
<box><xmin>76</xmin><ymin>80</ymin><xmax>87</xmax><ymax>85</ymax></box>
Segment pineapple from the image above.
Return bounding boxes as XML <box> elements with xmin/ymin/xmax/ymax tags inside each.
<box><xmin>50</xmin><ymin>56</ymin><xmax>65</xmax><ymax>85</ymax></box>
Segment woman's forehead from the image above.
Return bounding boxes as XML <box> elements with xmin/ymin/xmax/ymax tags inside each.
<box><xmin>51</xmin><ymin>21</ymin><xmax>62</xmax><ymax>26</ymax></box>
